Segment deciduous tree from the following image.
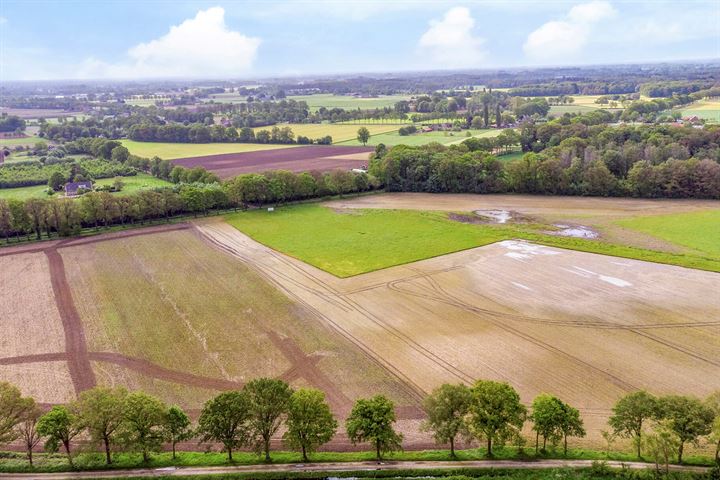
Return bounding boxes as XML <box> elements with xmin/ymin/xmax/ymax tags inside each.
<box><xmin>357</xmin><ymin>127</ymin><xmax>370</xmax><ymax>146</ymax></box>
<box><xmin>346</xmin><ymin>395</ymin><xmax>402</xmax><ymax>460</ymax></box>
<box><xmin>421</xmin><ymin>383</ymin><xmax>471</xmax><ymax>458</ymax></box>
<box><xmin>76</xmin><ymin>386</ymin><xmax>128</xmax><ymax>464</ymax></box>
<box><xmin>37</xmin><ymin>405</ymin><xmax>82</xmax><ymax>468</ymax></box>
<box><xmin>197</xmin><ymin>391</ymin><xmax>250</xmax><ymax>462</ymax></box>
<box><xmin>163</xmin><ymin>405</ymin><xmax>192</xmax><ymax>460</ymax></box>
<box><xmin>122</xmin><ymin>392</ymin><xmax>167</xmax><ymax>463</ymax></box>
<box><xmin>245</xmin><ymin>378</ymin><xmax>293</xmax><ymax>462</ymax></box>
<box><xmin>609</xmin><ymin>390</ymin><xmax>658</xmax><ymax>458</ymax></box>
<box><xmin>658</xmin><ymin>395</ymin><xmax>714</xmax><ymax>463</ymax></box>
<box><xmin>283</xmin><ymin>388</ymin><xmax>337</xmax><ymax>462</ymax></box>
<box><xmin>467</xmin><ymin>380</ymin><xmax>526</xmax><ymax>457</ymax></box>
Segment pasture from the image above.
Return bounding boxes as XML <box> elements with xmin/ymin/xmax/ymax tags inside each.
<box><xmin>0</xmin><ymin>136</ymin><xmax>45</xmax><ymax>147</ymax></box>
<box><xmin>227</xmin><ymin>195</ymin><xmax>720</xmax><ymax>276</ymax></box>
<box><xmin>287</xmin><ymin>94</ymin><xmax>411</xmax><ymax>112</ymax></box>
<box><xmin>120</xmin><ymin>140</ymin><xmax>294</xmax><ymax>160</ymax></box>
<box><xmin>680</xmin><ymin>99</ymin><xmax>720</xmax><ymax>123</ymax></box>
<box><xmin>252</xmin><ymin>123</ymin><xmax>399</xmax><ymax>143</ymax></box>
<box><xmin>0</xmin><ymin>174</ymin><xmax>172</xmax><ymax>201</ymax></box>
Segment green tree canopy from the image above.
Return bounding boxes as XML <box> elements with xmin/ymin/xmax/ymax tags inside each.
<box><xmin>244</xmin><ymin>378</ymin><xmax>293</xmax><ymax>462</ymax></box>
<box><xmin>346</xmin><ymin>395</ymin><xmax>403</xmax><ymax>460</ymax></box>
<box><xmin>357</xmin><ymin>127</ymin><xmax>370</xmax><ymax>146</ymax></box>
<box><xmin>608</xmin><ymin>390</ymin><xmax>659</xmax><ymax>458</ymax></box>
<box><xmin>76</xmin><ymin>386</ymin><xmax>128</xmax><ymax>464</ymax></box>
<box><xmin>657</xmin><ymin>395</ymin><xmax>714</xmax><ymax>463</ymax></box>
<box><xmin>163</xmin><ymin>405</ymin><xmax>192</xmax><ymax>460</ymax></box>
<box><xmin>529</xmin><ymin>394</ymin><xmax>564</xmax><ymax>453</ymax></box>
<box><xmin>467</xmin><ymin>380</ymin><xmax>526</xmax><ymax>457</ymax></box>
<box><xmin>197</xmin><ymin>391</ymin><xmax>250</xmax><ymax>462</ymax></box>
<box><xmin>122</xmin><ymin>392</ymin><xmax>167</xmax><ymax>463</ymax></box>
<box><xmin>283</xmin><ymin>388</ymin><xmax>338</xmax><ymax>461</ymax></box>
<box><xmin>0</xmin><ymin>382</ymin><xmax>34</xmax><ymax>446</ymax></box>
<box><xmin>421</xmin><ymin>383</ymin><xmax>472</xmax><ymax>458</ymax></box>
<box><xmin>37</xmin><ymin>405</ymin><xmax>82</xmax><ymax>467</ymax></box>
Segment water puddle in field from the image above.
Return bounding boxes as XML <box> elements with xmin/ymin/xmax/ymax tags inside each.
<box><xmin>474</xmin><ymin>209</ymin><xmax>512</xmax><ymax>223</ymax></box>
<box><xmin>548</xmin><ymin>224</ymin><xmax>599</xmax><ymax>238</ymax></box>
<box><xmin>500</xmin><ymin>240</ymin><xmax>561</xmax><ymax>260</ymax></box>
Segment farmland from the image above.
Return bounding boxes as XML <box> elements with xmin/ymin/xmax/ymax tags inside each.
<box><xmin>0</xmin><ymin>136</ymin><xmax>45</xmax><ymax>147</ymax></box>
<box><xmin>120</xmin><ymin>140</ymin><xmax>294</xmax><ymax>160</ymax></box>
<box><xmin>200</xmin><ymin>199</ymin><xmax>720</xmax><ymax>448</ymax></box>
<box><xmin>226</xmin><ymin>195</ymin><xmax>720</xmax><ymax>276</ymax></box>
<box><xmin>680</xmin><ymin>99</ymin><xmax>720</xmax><ymax>123</ymax></box>
<box><xmin>171</xmin><ymin>145</ymin><xmax>373</xmax><ymax>178</ymax></box>
<box><xmin>338</xmin><ymin>128</ymin><xmax>504</xmax><ymax>147</ymax></box>
<box><xmin>287</xmin><ymin>94</ymin><xmax>411</xmax><ymax>112</ymax></box>
<box><xmin>0</xmin><ymin>173</ymin><xmax>172</xmax><ymax>201</ymax></box>
<box><xmin>252</xmin><ymin>123</ymin><xmax>399</xmax><ymax>143</ymax></box>
<box><xmin>1</xmin><ymin>192</ymin><xmax>719</xmax><ymax>451</ymax></box>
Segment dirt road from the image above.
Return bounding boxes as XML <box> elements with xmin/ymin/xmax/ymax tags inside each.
<box><xmin>0</xmin><ymin>459</ymin><xmax>709</xmax><ymax>479</ymax></box>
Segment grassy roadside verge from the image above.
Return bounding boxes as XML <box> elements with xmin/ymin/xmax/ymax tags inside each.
<box><xmin>0</xmin><ymin>447</ymin><xmax>716</xmax><ymax>474</ymax></box>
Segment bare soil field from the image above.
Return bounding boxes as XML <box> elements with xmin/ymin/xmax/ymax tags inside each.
<box><xmin>198</xmin><ymin>220</ymin><xmax>720</xmax><ymax>448</ymax></box>
<box><xmin>326</xmin><ymin>193</ymin><xmax>720</xmax><ymax>253</ymax></box>
<box><xmin>0</xmin><ymin>108</ymin><xmax>83</xmax><ymax>119</ymax></box>
<box><xmin>172</xmin><ymin>145</ymin><xmax>373</xmax><ymax>178</ymax></box>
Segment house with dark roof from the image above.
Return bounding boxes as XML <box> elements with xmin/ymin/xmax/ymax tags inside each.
<box><xmin>64</xmin><ymin>181</ymin><xmax>93</xmax><ymax>197</ymax></box>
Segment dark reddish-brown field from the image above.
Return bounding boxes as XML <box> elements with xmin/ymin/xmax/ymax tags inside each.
<box><xmin>172</xmin><ymin>145</ymin><xmax>374</xmax><ymax>178</ymax></box>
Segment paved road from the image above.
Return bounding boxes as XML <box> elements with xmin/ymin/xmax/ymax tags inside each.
<box><xmin>1</xmin><ymin>459</ymin><xmax>709</xmax><ymax>479</ymax></box>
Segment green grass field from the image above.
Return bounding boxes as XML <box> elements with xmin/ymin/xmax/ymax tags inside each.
<box><xmin>679</xmin><ymin>99</ymin><xmax>720</xmax><ymax>123</ymax></box>
<box><xmin>226</xmin><ymin>203</ymin><xmax>720</xmax><ymax>277</ymax></box>
<box><xmin>0</xmin><ymin>174</ymin><xmax>172</xmax><ymax>201</ymax></box>
<box><xmin>616</xmin><ymin>210</ymin><xmax>720</xmax><ymax>257</ymax></box>
<box><xmin>120</xmin><ymin>140</ymin><xmax>295</xmax><ymax>160</ymax></box>
<box><xmin>0</xmin><ymin>137</ymin><xmax>45</xmax><ymax>147</ymax></box>
<box><xmin>338</xmin><ymin>128</ymin><xmax>504</xmax><ymax>147</ymax></box>
<box><xmin>287</xmin><ymin>94</ymin><xmax>411</xmax><ymax>112</ymax></box>
<box><xmin>252</xmin><ymin>123</ymin><xmax>400</xmax><ymax>144</ymax></box>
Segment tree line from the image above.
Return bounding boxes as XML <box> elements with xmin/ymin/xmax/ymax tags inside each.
<box><xmin>0</xmin><ymin>167</ymin><xmax>376</xmax><ymax>241</ymax></box>
<box><xmin>1</xmin><ymin>380</ymin><xmax>718</xmax><ymax>470</ymax></box>
<box><xmin>370</xmin><ymin>120</ymin><xmax>720</xmax><ymax>199</ymax></box>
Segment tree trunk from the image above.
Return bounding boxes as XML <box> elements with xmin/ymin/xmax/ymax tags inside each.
<box><xmin>564</xmin><ymin>435</ymin><xmax>568</xmax><ymax>456</ymax></box>
<box><xmin>227</xmin><ymin>446</ymin><xmax>233</xmax><ymax>462</ymax></box>
<box><xmin>535</xmin><ymin>432</ymin><xmax>539</xmax><ymax>454</ymax></box>
<box><xmin>678</xmin><ymin>441</ymin><xmax>684</xmax><ymax>464</ymax></box>
<box><xmin>104</xmin><ymin>436</ymin><xmax>112</xmax><ymax>464</ymax></box>
<box><xmin>172</xmin><ymin>441</ymin><xmax>176</xmax><ymax>460</ymax></box>
<box><xmin>636</xmin><ymin>434</ymin><xmax>642</xmax><ymax>458</ymax></box>
<box><xmin>302</xmin><ymin>444</ymin><xmax>308</xmax><ymax>462</ymax></box>
<box><xmin>543</xmin><ymin>435</ymin><xmax>547</xmax><ymax>452</ymax></box>
<box><xmin>142</xmin><ymin>448</ymin><xmax>148</xmax><ymax>463</ymax></box>
<box><xmin>450</xmin><ymin>436</ymin><xmax>455</xmax><ymax>459</ymax></box>
<box><xmin>63</xmin><ymin>440</ymin><xmax>73</xmax><ymax>468</ymax></box>
<box><xmin>487</xmin><ymin>436</ymin><xmax>493</xmax><ymax>457</ymax></box>
<box><xmin>27</xmin><ymin>447</ymin><xmax>33</xmax><ymax>467</ymax></box>
<box><xmin>376</xmin><ymin>440</ymin><xmax>381</xmax><ymax>461</ymax></box>
<box><xmin>264</xmin><ymin>437</ymin><xmax>271</xmax><ymax>462</ymax></box>
<box><xmin>715</xmin><ymin>439</ymin><xmax>719</xmax><ymax>462</ymax></box>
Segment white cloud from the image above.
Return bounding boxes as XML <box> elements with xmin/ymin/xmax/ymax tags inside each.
<box><xmin>418</xmin><ymin>7</ymin><xmax>486</xmax><ymax>68</ymax></box>
<box><xmin>80</xmin><ymin>7</ymin><xmax>260</xmax><ymax>79</ymax></box>
<box><xmin>523</xmin><ymin>1</ymin><xmax>616</xmax><ymax>62</ymax></box>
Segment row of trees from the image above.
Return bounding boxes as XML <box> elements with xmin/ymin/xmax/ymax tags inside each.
<box><xmin>0</xmin><ymin>169</ymin><xmax>376</xmax><ymax>241</ymax></box>
<box><xmin>3</xmin><ymin>380</ymin><xmax>717</xmax><ymax>470</ymax></box>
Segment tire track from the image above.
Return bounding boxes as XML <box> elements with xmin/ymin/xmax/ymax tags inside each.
<box><xmin>45</xmin><ymin>247</ymin><xmax>96</xmax><ymax>393</ymax></box>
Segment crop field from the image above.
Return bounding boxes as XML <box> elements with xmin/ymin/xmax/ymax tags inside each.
<box><xmin>1</xmin><ymin>192</ymin><xmax>719</xmax><ymax>450</ymax></box>
<box><xmin>0</xmin><ymin>136</ymin><xmax>45</xmax><ymax>147</ymax></box>
<box><xmin>120</xmin><ymin>140</ymin><xmax>294</xmax><ymax>160</ymax></box>
<box><xmin>548</xmin><ymin>95</ymin><xmax>625</xmax><ymax>115</ymax></box>
<box><xmin>0</xmin><ymin>174</ymin><xmax>172</xmax><ymax>201</ymax></box>
<box><xmin>338</xmin><ymin>128</ymin><xmax>504</xmax><ymax>147</ymax></box>
<box><xmin>680</xmin><ymin>99</ymin><xmax>720</xmax><ymax>123</ymax></box>
<box><xmin>252</xmin><ymin>123</ymin><xmax>399</xmax><ymax>143</ymax></box>
<box><xmin>172</xmin><ymin>145</ymin><xmax>373</xmax><ymax>178</ymax></box>
<box><xmin>287</xmin><ymin>94</ymin><xmax>411</xmax><ymax>112</ymax></box>
<box><xmin>201</xmin><ymin>202</ymin><xmax>720</xmax><ymax>448</ymax></box>
<box><xmin>227</xmin><ymin>195</ymin><xmax>720</xmax><ymax>276</ymax></box>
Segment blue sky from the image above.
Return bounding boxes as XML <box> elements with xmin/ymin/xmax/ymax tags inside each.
<box><xmin>1</xmin><ymin>0</ymin><xmax>718</xmax><ymax>81</ymax></box>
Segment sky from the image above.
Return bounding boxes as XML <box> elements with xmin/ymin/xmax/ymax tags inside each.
<box><xmin>0</xmin><ymin>0</ymin><xmax>719</xmax><ymax>81</ymax></box>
